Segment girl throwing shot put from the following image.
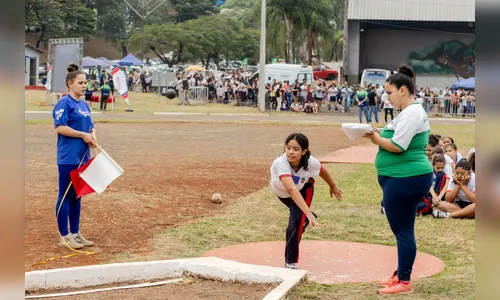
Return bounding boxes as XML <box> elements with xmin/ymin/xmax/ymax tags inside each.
<box><xmin>270</xmin><ymin>133</ymin><xmax>343</xmax><ymax>269</ymax></box>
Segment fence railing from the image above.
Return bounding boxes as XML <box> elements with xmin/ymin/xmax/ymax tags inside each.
<box><xmin>179</xmin><ymin>86</ymin><xmax>209</xmax><ymax>105</ymax></box>
<box><xmin>418</xmin><ymin>97</ymin><xmax>475</xmax><ymax>118</ymax></box>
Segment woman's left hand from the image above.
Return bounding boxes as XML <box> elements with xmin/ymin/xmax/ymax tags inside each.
<box><xmin>330</xmin><ymin>185</ymin><xmax>343</xmax><ymax>201</ymax></box>
<box><xmin>363</xmin><ymin>130</ymin><xmax>380</xmax><ymax>144</ymax></box>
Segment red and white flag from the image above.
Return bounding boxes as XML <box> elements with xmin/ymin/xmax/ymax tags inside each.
<box><xmin>70</xmin><ymin>147</ymin><xmax>124</xmax><ymax>198</ymax></box>
<box><xmin>111</xmin><ymin>67</ymin><xmax>130</xmax><ymax>105</ymax></box>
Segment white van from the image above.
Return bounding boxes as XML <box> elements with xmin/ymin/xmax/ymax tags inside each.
<box><xmin>250</xmin><ymin>64</ymin><xmax>314</xmax><ymax>85</ymax></box>
<box><xmin>360</xmin><ymin>69</ymin><xmax>393</xmax><ymax>87</ymax></box>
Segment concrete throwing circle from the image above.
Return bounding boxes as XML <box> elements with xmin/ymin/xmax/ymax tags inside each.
<box><xmin>202</xmin><ymin>241</ymin><xmax>445</xmax><ymax>284</ymax></box>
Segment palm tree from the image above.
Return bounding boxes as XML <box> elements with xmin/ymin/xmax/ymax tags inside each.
<box><xmin>299</xmin><ymin>0</ymin><xmax>335</xmax><ymax>65</ymax></box>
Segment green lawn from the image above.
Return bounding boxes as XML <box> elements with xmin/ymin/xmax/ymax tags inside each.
<box><xmin>102</xmin><ymin>123</ymin><xmax>474</xmax><ymax>299</ymax></box>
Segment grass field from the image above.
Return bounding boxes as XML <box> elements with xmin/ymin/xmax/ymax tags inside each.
<box><xmin>98</xmin><ymin>123</ymin><xmax>475</xmax><ymax>299</ymax></box>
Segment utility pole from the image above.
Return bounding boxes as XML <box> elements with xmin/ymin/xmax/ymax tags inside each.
<box><xmin>341</xmin><ymin>0</ymin><xmax>349</xmax><ymax>84</ymax></box>
<box><xmin>257</xmin><ymin>0</ymin><xmax>266</xmax><ymax>112</ymax></box>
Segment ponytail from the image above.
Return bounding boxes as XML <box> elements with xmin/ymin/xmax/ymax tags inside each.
<box><xmin>301</xmin><ymin>150</ymin><xmax>311</xmax><ymax>171</ymax></box>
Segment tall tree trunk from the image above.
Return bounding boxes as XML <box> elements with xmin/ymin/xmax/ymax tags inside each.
<box><xmin>36</xmin><ymin>31</ymin><xmax>44</xmax><ymax>49</ymax></box>
<box><xmin>120</xmin><ymin>41</ymin><xmax>128</xmax><ymax>58</ymax></box>
<box><xmin>308</xmin><ymin>30</ymin><xmax>313</xmax><ymax>66</ymax></box>
<box><xmin>205</xmin><ymin>54</ymin><xmax>210</xmax><ymax>69</ymax></box>
<box><xmin>285</xmin><ymin>16</ymin><xmax>293</xmax><ymax>63</ymax></box>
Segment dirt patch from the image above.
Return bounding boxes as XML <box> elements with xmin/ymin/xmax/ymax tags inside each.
<box><xmin>25</xmin><ymin>123</ymin><xmax>366</xmax><ymax>271</ymax></box>
<box><xmin>27</xmin><ymin>276</ymin><xmax>278</xmax><ymax>300</ymax></box>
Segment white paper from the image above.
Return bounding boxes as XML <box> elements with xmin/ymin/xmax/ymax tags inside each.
<box><xmin>341</xmin><ymin>123</ymin><xmax>372</xmax><ymax>140</ymax></box>
<box><xmin>80</xmin><ymin>150</ymin><xmax>124</xmax><ymax>194</ymax></box>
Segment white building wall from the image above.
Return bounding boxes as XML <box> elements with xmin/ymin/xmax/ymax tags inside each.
<box><xmin>348</xmin><ymin>0</ymin><xmax>475</xmax><ymax>22</ymax></box>
<box><xmin>25</xmin><ymin>47</ymin><xmax>40</xmax><ymax>86</ymax></box>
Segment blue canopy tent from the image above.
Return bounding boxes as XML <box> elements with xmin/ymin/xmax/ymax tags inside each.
<box><xmin>118</xmin><ymin>53</ymin><xmax>144</xmax><ymax>66</ymax></box>
<box><xmin>82</xmin><ymin>56</ymin><xmax>112</xmax><ymax>68</ymax></box>
<box><xmin>97</xmin><ymin>57</ymin><xmax>118</xmax><ymax>67</ymax></box>
<box><xmin>451</xmin><ymin>77</ymin><xmax>475</xmax><ymax>91</ymax></box>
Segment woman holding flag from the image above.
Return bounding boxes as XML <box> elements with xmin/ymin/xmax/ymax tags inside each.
<box><xmin>52</xmin><ymin>63</ymin><xmax>97</xmax><ymax>249</ymax></box>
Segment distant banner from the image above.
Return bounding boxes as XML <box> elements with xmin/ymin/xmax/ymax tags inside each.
<box><xmin>111</xmin><ymin>67</ymin><xmax>129</xmax><ymax>105</ymax></box>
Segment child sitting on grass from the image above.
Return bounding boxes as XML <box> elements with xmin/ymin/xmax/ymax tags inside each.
<box><xmin>417</xmin><ymin>154</ymin><xmax>449</xmax><ymax>216</ymax></box>
<box><xmin>433</xmin><ymin>158</ymin><xmax>475</xmax><ymax>219</ymax></box>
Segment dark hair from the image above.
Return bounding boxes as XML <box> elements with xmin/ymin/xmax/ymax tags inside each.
<box><xmin>456</xmin><ymin>158</ymin><xmax>471</xmax><ymax>171</ymax></box>
<box><xmin>432</xmin><ymin>146</ymin><xmax>444</xmax><ymax>156</ymax></box>
<box><xmin>445</xmin><ymin>143</ymin><xmax>458</xmax><ymax>151</ymax></box>
<box><xmin>66</xmin><ymin>63</ymin><xmax>85</xmax><ymax>88</ymax></box>
<box><xmin>468</xmin><ymin>152</ymin><xmax>475</xmax><ymax>172</ymax></box>
<box><xmin>386</xmin><ymin>65</ymin><xmax>416</xmax><ymax>95</ymax></box>
<box><xmin>428</xmin><ymin>134</ymin><xmax>440</xmax><ymax>147</ymax></box>
<box><xmin>444</xmin><ymin>136</ymin><xmax>455</xmax><ymax>144</ymax></box>
<box><xmin>434</xmin><ymin>134</ymin><xmax>442</xmax><ymax>139</ymax></box>
<box><xmin>285</xmin><ymin>133</ymin><xmax>311</xmax><ymax>171</ymax></box>
<box><xmin>432</xmin><ymin>154</ymin><xmax>445</xmax><ymax>165</ymax></box>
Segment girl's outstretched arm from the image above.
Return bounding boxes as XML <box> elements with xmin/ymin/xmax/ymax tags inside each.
<box><xmin>319</xmin><ymin>166</ymin><xmax>343</xmax><ymax>201</ymax></box>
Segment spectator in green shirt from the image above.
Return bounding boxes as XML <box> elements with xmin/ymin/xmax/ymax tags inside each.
<box><xmin>99</xmin><ymin>81</ymin><xmax>111</xmax><ymax>111</ymax></box>
<box><xmin>356</xmin><ymin>87</ymin><xmax>369</xmax><ymax>123</ymax></box>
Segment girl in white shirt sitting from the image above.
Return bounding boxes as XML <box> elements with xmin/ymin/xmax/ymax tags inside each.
<box><xmin>433</xmin><ymin>158</ymin><xmax>475</xmax><ymax>219</ymax></box>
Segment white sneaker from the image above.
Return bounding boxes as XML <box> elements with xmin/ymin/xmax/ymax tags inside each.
<box><xmin>432</xmin><ymin>210</ymin><xmax>450</xmax><ymax>219</ymax></box>
<box><xmin>285</xmin><ymin>263</ymin><xmax>297</xmax><ymax>269</ymax></box>
<box><xmin>72</xmin><ymin>232</ymin><xmax>95</xmax><ymax>247</ymax></box>
<box><xmin>59</xmin><ymin>234</ymin><xmax>84</xmax><ymax>249</ymax></box>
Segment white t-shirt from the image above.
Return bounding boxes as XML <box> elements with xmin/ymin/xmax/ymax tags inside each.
<box><xmin>270</xmin><ymin>154</ymin><xmax>322</xmax><ymax>198</ymax></box>
<box><xmin>447</xmin><ymin>172</ymin><xmax>475</xmax><ymax>203</ymax></box>
<box><xmin>382</xmin><ymin>93</ymin><xmax>393</xmax><ymax>109</ymax></box>
<box><xmin>386</xmin><ymin>102</ymin><xmax>430</xmax><ymax>151</ymax></box>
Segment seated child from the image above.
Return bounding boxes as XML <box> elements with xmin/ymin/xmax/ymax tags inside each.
<box><xmin>433</xmin><ymin>158</ymin><xmax>475</xmax><ymax>219</ymax></box>
<box><xmin>417</xmin><ymin>154</ymin><xmax>449</xmax><ymax>216</ymax></box>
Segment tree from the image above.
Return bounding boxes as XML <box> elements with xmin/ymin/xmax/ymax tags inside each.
<box><xmin>82</xmin><ymin>0</ymin><xmax>175</xmax><ymax>57</ymax></box>
<box><xmin>25</xmin><ymin>0</ymin><xmax>96</xmax><ymax>48</ymax></box>
<box><xmin>128</xmin><ymin>22</ymin><xmax>197</xmax><ymax>66</ymax></box>
<box><xmin>170</xmin><ymin>0</ymin><xmax>218</xmax><ymax>23</ymax></box>
<box><xmin>128</xmin><ymin>13</ymin><xmax>258</xmax><ymax>67</ymax></box>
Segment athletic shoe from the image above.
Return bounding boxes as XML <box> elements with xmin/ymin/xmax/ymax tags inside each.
<box><xmin>379</xmin><ymin>271</ymin><xmax>398</xmax><ymax>287</ymax></box>
<box><xmin>72</xmin><ymin>232</ymin><xmax>95</xmax><ymax>247</ymax></box>
<box><xmin>381</xmin><ymin>207</ymin><xmax>385</xmax><ymax>215</ymax></box>
<box><xmin>285</xmin><ymin>263</ymin><xmax>297</xmax><ymax>269</ymax></box>
<box><xmin>432</xmin><ymin>210</ymin><xmax>450</xmax><ymax>219</ymax></box>
<box><xmin>378</xmin><ymin>279</ymin><xmax>413</xmax><ymax>295</ymax></box>
<box><xmin>59</xmin><ymin>234</ymin><xmax>84</xmax><ymax>249</ymax></box>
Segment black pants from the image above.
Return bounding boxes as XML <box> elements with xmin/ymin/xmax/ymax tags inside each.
<box><xmin>278</xmin><ymin>178</ymin><xmax>315</xmax><ymax>264</ymax></box>
<box><xmin>384</xmin><ymin>108</ymin><xmax>394</xmax><ymax>122</ymax></box>
<box><xmin>100</xmin><ymin>96</ymin><xmax>109</xmax><ymax>110</ymax></box>
<box><xmin>378</xmin><ymin>173</ymin><xmax>432</xmax><ymax>281</ymax></box>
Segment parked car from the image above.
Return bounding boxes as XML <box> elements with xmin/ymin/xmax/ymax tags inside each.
<box><xmin>312</xmin><ymin>64</ymin><xmax>338</xmax><ymax>80</ymax></box>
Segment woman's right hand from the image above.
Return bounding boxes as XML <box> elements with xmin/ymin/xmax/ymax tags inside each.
<box><xmin>306</xmin><ymin>213</ymin><xmax>320</xmax><ymax>227</ymax></box>
<box><xmin>81</xmin><ymin>132</ymin><xmax>96</xmax><ymax>146</ymax></box>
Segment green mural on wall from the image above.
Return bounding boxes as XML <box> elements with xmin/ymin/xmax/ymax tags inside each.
<box><xmin>406</xmin><ymin>39</ymin><xmax>475</xmax><ymax>80</ymax></box>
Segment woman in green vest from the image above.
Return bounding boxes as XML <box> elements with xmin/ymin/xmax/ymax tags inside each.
<box><xmin>364</xmin><ymin>65</ymin><xmax>433</xmax><ymax>296</ymax></box>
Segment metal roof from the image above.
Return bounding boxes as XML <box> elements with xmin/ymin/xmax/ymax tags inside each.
<box><xmin>348</xmin><ymin>0</ymin><xmax>475</xmax><ymax>22</ymax></box>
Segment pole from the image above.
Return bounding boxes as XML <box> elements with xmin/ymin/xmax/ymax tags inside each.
<box><xmin>257</xmin><ymin>0</ymin><xmax>266</xmax><ymax>112</ymax></box>
<box><xmin>341</xmin><ymin>0</ymin><xmax>349</xmax><ymax>85</ymax></box>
